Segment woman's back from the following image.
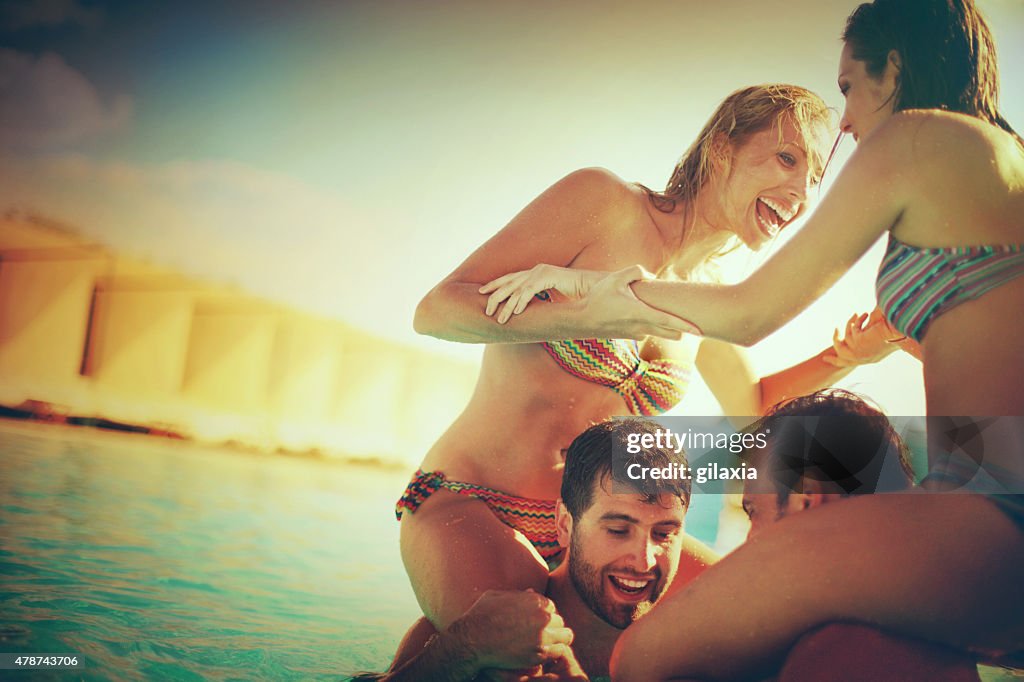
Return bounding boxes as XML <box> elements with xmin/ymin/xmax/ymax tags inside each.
<box><xmin>878</xmin><ymin>110</ymin><xmax>1024</xmax><ymax>418</ymax></box>
<box><xmin>891</xmin><ymin>110</ymin><xmax>1024</xmax><ymax>248</ymax></box>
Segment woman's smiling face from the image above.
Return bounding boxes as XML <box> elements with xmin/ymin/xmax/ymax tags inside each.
<box><xmin>838</xmin><ymin>42</ymin><xmax>900</xmax><ymax>143</ymax></box>
<box><xmin>716</xmin><ymin>115</ymin><xmax>828</xmax><ymax>251</ymax></box>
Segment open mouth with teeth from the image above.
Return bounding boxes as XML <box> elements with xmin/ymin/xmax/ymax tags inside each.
<box><xmin>608</xmin><ymin>575</ymin><xmax>655</xmax><ymax>600</ymax></box>
<box><xmin>755</xmin><ymin>197</ymin><xmax>795</xmax><ymax>239</ymax></box>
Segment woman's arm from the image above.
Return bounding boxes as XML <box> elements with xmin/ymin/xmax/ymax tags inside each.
<box><xmin>629</xmin><ymin>118</ymin><xmax>913</xmax><ymax>345</ymax></box>
<box><xmin>414</xmin><ymin>168</ymin><xmax>688</xmax><ymax>343</ymax></box>
<box><xmin>698</xmin><ymin>312</ymin><xmax>902</xmax><ymax>423</ymax></box>
<box><xmin>696</xmin><ymin>339</ymin><xmax>847</xmax><ymax>424</ymax></box>
<box><xmin>414</xmin><ymin>167</ymin><xmax>603</xmax><ymax>343</ymax></box>
<box><xmin>481</xmin><ymin>117</ymin><xmax>918</xmax><ymax>345</ymax></box>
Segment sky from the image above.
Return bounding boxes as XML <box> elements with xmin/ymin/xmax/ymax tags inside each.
<box><xmin>2</xmin><ymin>0</ymin><xmax>1023</xmax><ymax>415</ymax></box>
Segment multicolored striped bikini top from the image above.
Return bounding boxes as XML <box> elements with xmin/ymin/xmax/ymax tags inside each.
<box><xmin>876</xmin><ymin>234</ymin><xmax>1024</xmax><ymax>342</ymax></box>
<box><xmin>540</xmin><ymin>338</ymin><xmax>692</xmax><ymax>416</ymax></box>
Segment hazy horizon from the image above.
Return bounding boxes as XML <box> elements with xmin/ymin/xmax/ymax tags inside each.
<box><xmin>3</xmin><ymin>0</ymin><xmax>1022</xmax><ymax>415</ymax></box>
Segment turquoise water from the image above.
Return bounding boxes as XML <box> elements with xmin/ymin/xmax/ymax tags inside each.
<box><xmin>0</xmin><ymin>422</ymin><xmax>421</xmax><ymax>680</ymax></box>
<box><xmin>0</xmin><ymin>421</ymin><xmax>725</xmax><ymax>681</ymax></box>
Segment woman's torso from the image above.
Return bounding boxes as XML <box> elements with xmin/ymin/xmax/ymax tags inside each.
<box><xmin>421</xmin><ymin>180</ymin><xmax>700</xmax><ymax>499</ymax></box>
<box><xmin>879</xmin><ymin>111</ymin><xmax>1024</xmax><ymax>415</ymax></box>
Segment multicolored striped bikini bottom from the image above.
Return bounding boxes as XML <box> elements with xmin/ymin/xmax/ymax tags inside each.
<box><xmin>395</xmin><ymin>469</ymin><xmax>561</xmax><ymax>562</ymax></box>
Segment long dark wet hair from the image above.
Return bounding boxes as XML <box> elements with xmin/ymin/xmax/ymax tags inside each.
<box><xmin>843</xmin><ymin>0</ymin><xmax>1021</xmax><ymax>145</ymax></box>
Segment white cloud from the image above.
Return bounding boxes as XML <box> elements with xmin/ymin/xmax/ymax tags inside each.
<box><xmin>0</xmin><ymin>49</ymin><xmax>132</xmax><ymax>150</ymax></box>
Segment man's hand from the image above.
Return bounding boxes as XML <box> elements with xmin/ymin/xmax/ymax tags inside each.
<box><xmin>445</xmin><ymin>590</ymin><xmax>575</xmax><ymax>673</ymax></box>
<box><xmin>476</xmin><ymin>643</ymin><xmax>590</xmax><ymax>682</ymax></box>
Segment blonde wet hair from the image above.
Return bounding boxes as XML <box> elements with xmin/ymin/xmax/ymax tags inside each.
<box><xmin>643</xmin><ymin>84</ymin><xmax>834</xmax><ymax>264</ymax></box>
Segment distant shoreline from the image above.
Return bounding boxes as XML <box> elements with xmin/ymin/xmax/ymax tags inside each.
<box><xmin>0</xmin><ymin>408</ymin><xmax>410</xmax><ymax>473</ymax></box>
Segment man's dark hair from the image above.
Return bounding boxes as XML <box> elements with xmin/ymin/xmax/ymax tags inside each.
<box><xmin>748</xmin><ymin>389</ymin><xmax>914</xmax><ymax>506</ymax></box>
<box><xmin>561</xmin><ymin>418</ymin><xmax>690</xmax><ymax>519</ymax></box>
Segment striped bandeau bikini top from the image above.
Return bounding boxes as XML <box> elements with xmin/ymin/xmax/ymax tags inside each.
<box><xmin>876</xmin><ymin>234</ymin><xmax>1024</xmax><ymax>342</ymax></box>
<box><xmin>539</xmin><ymin>338</ymin><xmax>692</xmax><ymax>416</ymax></box>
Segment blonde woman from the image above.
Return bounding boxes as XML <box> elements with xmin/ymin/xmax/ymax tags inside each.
<box><xmin>402</xmin><ymin>83</ymin><xmax>899</xmax><ymax>650</ymax></box>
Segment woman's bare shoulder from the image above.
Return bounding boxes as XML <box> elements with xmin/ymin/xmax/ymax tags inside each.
<box><xmin>554</xmin><ymin>167</ymin><xmax>639</xmax><ymax>204</ymax></box>
<box><xmin>881</xmin><ymin>110</ymin><xmax>1017</xmax><ymax>164</ymax></box>
<box><xmin>862</xmin><ymin>111</ymin><xmax>1022</xmax><ymax>199</ymax></box>
<box><xmin>876</xmin><ymin>111</ymin><xmax>1023</xmax><ymax>243</ymax></box>
<box><xmin>551</xmin><ymin>167</ymin><xmax>654</xmax><ymax>237</ymax></box>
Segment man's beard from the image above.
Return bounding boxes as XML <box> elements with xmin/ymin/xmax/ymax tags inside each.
<box><xmin>568</xmin><ymin>527</ymin><xmax>661</xmax><ymax>629</ymax></box>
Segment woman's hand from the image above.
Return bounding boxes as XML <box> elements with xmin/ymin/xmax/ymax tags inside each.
<box><xmin>480</xmin><ymin>264</ymin><xmax>604</xmax><ymax>324</ymax></box>
<box><xmin>580</xmin><ymin>265</ymin><xmax>701</xmax><ymax>340</ymax></box>
<box><xmin>481</xmin><ymin>264</ymin><xmax>699</xmax><ymax>340</ymax></box>
<box><xmin>823</xmin><ymin>308</ymin><xmax>909</xmax><ymax>367</ymax></box>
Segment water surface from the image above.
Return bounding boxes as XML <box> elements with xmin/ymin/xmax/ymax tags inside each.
<box><xmin>0</xmin><ymin>422</ymin><xmax>419</xmax><ymax>680</ymax></box>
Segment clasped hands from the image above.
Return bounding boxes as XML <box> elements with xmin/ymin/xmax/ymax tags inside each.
<box><xmin>479</xmin><ymin>263</ymin><xmax>914</xmax><ymax>365</ymax></box>
<box><xmin>479</xmin><ymin>263</ymin><xmax>697</xmax><ymax>341</ymax></box>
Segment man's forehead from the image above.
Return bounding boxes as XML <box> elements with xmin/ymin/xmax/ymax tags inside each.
<box><xmin>743</xmin><ymin>471</ymin><xmax>777</xmax><ymax>497</ymax></box>
<box><xmin>742</xmin><ymin>450</ymin><xmax>776</xmax><ymax>495</ymax></box>
<box><xmin>587</xmin><ymin>479</ymin><xmax>685</xmax><ymax>522</ymax></box>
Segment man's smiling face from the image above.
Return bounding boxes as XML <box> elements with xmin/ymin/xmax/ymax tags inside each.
<box><xmin>563</xmin><ymin>478</ymin><xmax>686</xmax><ymax>628</ymax></box>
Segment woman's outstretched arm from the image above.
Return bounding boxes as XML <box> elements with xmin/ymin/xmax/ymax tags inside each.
<box><xmin>630</xmin><ymin>117</ymin><xmax>913</xmax><ymax>345</ymax></box>
<box><xmin>697</xmin><ymin>311</ymin><xmax>901</xmax><ymax>423</ymax></box>
<box><xmin>481</xmin><ymin>116</ymin><xmax>917</xmax><ymax>345</ymax></box>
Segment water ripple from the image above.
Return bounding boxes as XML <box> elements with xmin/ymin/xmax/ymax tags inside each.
<box><xmin>0</xmin><ymin>425</ymin><xmax>422</xmax><ymax>679</ymax></box>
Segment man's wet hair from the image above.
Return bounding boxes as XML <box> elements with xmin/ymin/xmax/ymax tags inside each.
<box><xmin>561</xmin><ymin>418</ymin><xmax>690</xmax><ymax>519</ymax></box>
<box><xmin>747</xmin><ymin>389</ymin><xmax>914</xmax><ymax>505</ymax></box>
